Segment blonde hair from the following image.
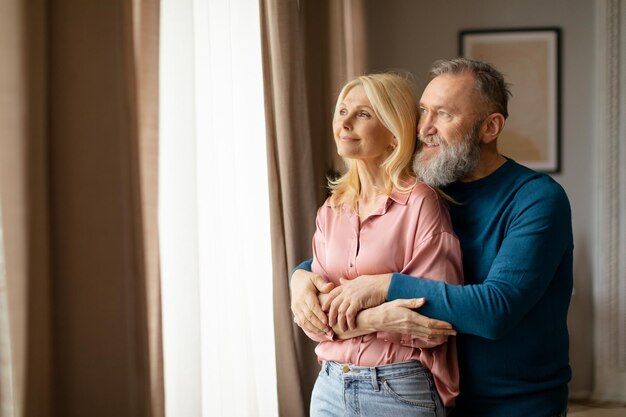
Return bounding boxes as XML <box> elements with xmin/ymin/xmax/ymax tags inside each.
<box><xmin>329</xmin><ymin>73</ymin><xmax>418</xmax><ymax>208</ymax></box>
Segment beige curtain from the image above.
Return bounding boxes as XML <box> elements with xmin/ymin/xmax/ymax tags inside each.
<box><xmin>0</xmin><ymin>0</ymin><xmax>52</xmax><ymax>414</ymax></box>
<box><xmin>0</xmin><ymin>0</ymin><xmax>163</xmax><ymax>416</ymax></box>
<box><xmin>261</xmin><ymin>1</ymin><xmax>366</xmax><ymax>416</ymax></box>
<box><xmin>261</xmin><ymin>1</ymin><xmax>320</xmax><ymax>416</ymax></box>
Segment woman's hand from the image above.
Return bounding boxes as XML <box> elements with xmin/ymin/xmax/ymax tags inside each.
<box><xmin>323</xmin><ymin>274</ymin><xmax>392</xmax><ymax>332</ymax></box>
<box><xmin>290</xmin><ymin>270</ymin><xmax>335</xmax><ymax>334</ymax></box>
<box><xmin>360</xmin><ymin>298</ymin><xmax>456</xmax><ymax>338</ymax></box>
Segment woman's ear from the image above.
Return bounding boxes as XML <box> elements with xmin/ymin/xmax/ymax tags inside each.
<box><xmin>390</xmin><ymin>136</ymin><xmax>398</xmax><ymax>150</ymax></box>
<box><xmin>481</xmin><ymin>113</ymin><xmax>506</xmax><ymax>144</ymax></box>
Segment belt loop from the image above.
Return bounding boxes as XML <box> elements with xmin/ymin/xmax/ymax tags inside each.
<box><xmin>370</xmin><ymin>367</ymin><xmax>379</xmax><ymax>391</ymax></box>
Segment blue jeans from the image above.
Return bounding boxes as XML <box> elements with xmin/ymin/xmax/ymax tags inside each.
<box><xmin>310</xmin><ymin>360</ymin><xmax>445</xmax><ymax>417</ymax></box>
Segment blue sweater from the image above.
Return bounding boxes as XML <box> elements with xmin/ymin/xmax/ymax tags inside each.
<box><xmin>296</xmin><ymin>159</ymin><xmax>573</xmax><ymax>417</ymax></box>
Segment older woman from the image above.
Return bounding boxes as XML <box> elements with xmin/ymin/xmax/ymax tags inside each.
<box><xmin>303</xmin><ymin>73</ymin><xmax>463</xmax><ymax>417</ymax></box>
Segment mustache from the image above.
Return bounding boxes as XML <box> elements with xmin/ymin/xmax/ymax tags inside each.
<box><xmin>417</xmin><ymin>134</ymin><xmax>445</xmax><ymax>146</ymax></box>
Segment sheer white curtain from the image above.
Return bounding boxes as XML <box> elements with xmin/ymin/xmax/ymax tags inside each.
<box><xmin>0</xmin><ymin>203</ymin><xmax>14</xmax><ymax>417</ymax></box>
<box><xmin>159</xmin><ymin>0</ymin><xmax>278</xmax><ymax>416</ymax></box>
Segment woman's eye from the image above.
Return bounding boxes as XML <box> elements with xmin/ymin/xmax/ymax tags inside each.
<box><xmin>358</xmin><ymin>111</ymin><xmax>370</xmax><ymax>118</ymax></box>
<box><xmin>338</xmin><ymin>109</ymin><xmax>347</xmax><ymax>116</ymax></box>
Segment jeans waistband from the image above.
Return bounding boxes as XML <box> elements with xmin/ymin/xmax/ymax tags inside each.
<box><xmin>323</xmin><ymin>360</ymin><xmax>427</xmax><ymax>381</ymax></box>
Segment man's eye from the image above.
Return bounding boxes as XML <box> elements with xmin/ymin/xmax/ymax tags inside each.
<box><xmin>419</xmin><ymin>107</ymin><xmax>427</xmax><ymax>115</ymax></box>
<box><xmin>438</xmin><ymin>110</ymin><xmax>451</xmax><ymax>119</ymax></box>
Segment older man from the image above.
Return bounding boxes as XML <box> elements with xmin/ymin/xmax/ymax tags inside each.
<box><xmin>291</xmin><ymin>58</ymin><xmax>572</xmax><ymax>417</ymax></box>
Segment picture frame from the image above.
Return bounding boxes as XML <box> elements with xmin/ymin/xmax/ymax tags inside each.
<box><xmin>459</xmin><ymin>28</ymin><xmax>561</xmax><ymax>173</ymax></box>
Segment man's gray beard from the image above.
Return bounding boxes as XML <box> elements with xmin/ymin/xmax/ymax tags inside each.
<box><xmin>413</xmin><ymin>124</ymin><xmax>481</xmax><ymax>187</ymax></box>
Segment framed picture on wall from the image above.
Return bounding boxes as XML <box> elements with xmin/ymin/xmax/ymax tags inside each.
<box><xmin>459</xmin><ymin>28</ymin><xmax>561</xmax><ymax>173</ymax></box>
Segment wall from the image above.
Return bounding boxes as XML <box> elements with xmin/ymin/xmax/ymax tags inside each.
<box><xmin>363</xmin><ymin>0</ymin><xmax>595</xmax><ymax>398</ymax></box>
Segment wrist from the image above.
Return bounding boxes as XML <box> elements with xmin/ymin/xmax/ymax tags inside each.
<box><xmin>356</xmin><ymin>309</ymin><xmax>378</xmax><ymax>333</ymax></box>
<box><xmin>380</xmin><ymin>273</ymin><xmax>392</xmax><ymax>301</ymax></box>
<box><xmin>290</xmin><ymin>270</ymin><xmax>313</xmax><ymax>296</ymax></box>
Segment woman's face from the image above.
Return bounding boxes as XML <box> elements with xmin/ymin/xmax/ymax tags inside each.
<box><xmin>333</xmin><ymin>85</ymin><xmax>395</xmax><ymax>165</ymax></box>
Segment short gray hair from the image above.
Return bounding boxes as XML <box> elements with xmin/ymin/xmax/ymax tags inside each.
<box><xmin>429</xmin><ymin>58</ymin><xmax>512</xmax><ymax>118</ymax></box>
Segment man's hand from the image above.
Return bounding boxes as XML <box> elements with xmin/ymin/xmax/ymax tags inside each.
<box><xmin>361</xmin><ymin>298</ymin><xmax>456</xmax><ymax>338</ymax></box>
<box><xmin>323</xmin><ymin>273</ymin><xmax>392</xmax><ymax>332</ymax></box>
<box><xmin>290</xmin><ymin>269</ymin><xmax>335</xmax><ymax>334</ymax></box>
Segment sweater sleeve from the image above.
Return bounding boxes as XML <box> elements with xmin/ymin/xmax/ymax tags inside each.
<box><xmin>292</xmin><ymin>258</ymin><xmax>313</xmax><ymax>275</ymax></box>
<box><xmin>288</xmin><ymin>259</ymin><xmax>313</xmax><ymax>288</ymax></box>
<box><xmin>387</xmin><ymin>181</ymin><xmax>573</xmax><ymax>340</ymax></box>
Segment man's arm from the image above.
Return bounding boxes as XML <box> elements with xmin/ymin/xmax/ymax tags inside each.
<box><xmin>387</xmin><ymin>183</ymin><xmax>573</xmax><ymax>339</ymax></box>
<box><xmin>325</xmin><ymin>179</ymin><xmax>573</xmax><ymax>340</ymax></box>
<box><xmin>291</xmin><ymin>262</ymin><xmax>456</xmax><ymax>339</ymax></box>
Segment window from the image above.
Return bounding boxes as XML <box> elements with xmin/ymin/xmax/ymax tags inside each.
<box><xmin>159</xmin><ymin>0</ymin><xmax>278</xmax><ymax>415</ymax></box>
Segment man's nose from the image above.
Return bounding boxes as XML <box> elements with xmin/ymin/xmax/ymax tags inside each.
<box><xmin>418</xmin><ymin>116</ymin><xmax>436</xmax><ymax>137</ymax></box>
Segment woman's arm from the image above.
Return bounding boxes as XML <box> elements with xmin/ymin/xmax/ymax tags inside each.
<box><xmin>329</xmin><ymin>298</ymin><xmax>455</xmax><ymax>343</ymax></box>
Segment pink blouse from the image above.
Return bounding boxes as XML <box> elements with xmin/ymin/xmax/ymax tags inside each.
<box><xmin>308</xmin><ymin>181</ymin><xmax>463</xmax><ymax>406</ymax></box>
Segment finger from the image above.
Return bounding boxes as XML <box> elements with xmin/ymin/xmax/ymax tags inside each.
<box><xmin>426</xmin><ymin>320</ymin><xmax>456</xmax><ymax>336</ymax></box>
<box><xmin>327</xmin><ymin>304</ymin><xmax>335</xmax><ymax>327</ymax></box>
<box><xmin>326</xmin><ymin>292</ymin><xmax>344</xmax><ymax>327</ymax></box>
<box><xmin>415</xmin><ymin>318</ymin><xmax>457</xmax><ymax>336</ymax></box>
<box><xmin>389</xmin><ymin>299</ymin><xmax>457</xmax><ymax>336</ymax></box>
<box><xmin>338</xmin><ymin>313</ymin><xmax>346</xmax><ymax>333</ymax></box>
<box><xmin>339</xmin><ymin>277</ymin><xmax>348</xmax><ymax>285</ymax></box>
<box><xmin>293</xmin><ymin>314</ymin><xmax>314</xmax><ymax>334</ymax></box>
<box><xmin>321</xmin><ymin>287</ymin><xmax>342</xmax><ymax>311</ymax></box>
<box><xmin>421</xmin><ymin>327</ymin><xmax>457</xmax><ymax>337</ymax></box>
<box><xmin>394</xmin><ymin>298</ymin><xmax>426</xmax><ymax>310</ymax></box>
<box><xmin>312</xmin><ymin>275</ymin><xmax>335</xmax><ymax>293</ymax></box>
<box><xmin>420</xmin><ymin>316</ymin><xmax>454</xmax><ymax>330</ymax></box>
<box><xmin>292</xmin><ymin>298</ymin><xmax>327</xmax><ymax>333</ymax></box>
<box><xmin>296</xmin><ymin>311</ymin><xmax>327</xmax><ymax>334</ymax></box>
<box><xmin>293</xmin><ymin>311</ymin><xmax>316</xmax><ymax>334</ymax></box>
<box><xmin>304</xmin><ymin>298</ymin><xmax>328</xmax><ymax>329</ymax></box>
<box><xmin>346</xmin><ymin>304</ymin><xmax>358</xmax><ymax>330</ymax></box>
<box><xmin>319</xmin><ymin>282</ymin><xmax>335</xmax><ymax>293</ymax></box>
<box><xmin>337</xmin><ymin>300</ymin><xmax>350</xmax><ymax>333</ymax></box>
<box><xmin>422</xmin><ymin>333</ymin><xmax>449</xmax><ymax>343</ymax></box>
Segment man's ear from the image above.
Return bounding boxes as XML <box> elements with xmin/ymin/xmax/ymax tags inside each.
<box><xmin>481</xmin><ymin>113</ymin><xmax>506</xmax><ymax>144</ymax></box>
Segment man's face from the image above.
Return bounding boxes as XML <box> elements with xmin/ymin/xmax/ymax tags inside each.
<box><xmin>413</xmin><ymin>73</ymin><xmax>485</xmax><ymax>187</ymax></box>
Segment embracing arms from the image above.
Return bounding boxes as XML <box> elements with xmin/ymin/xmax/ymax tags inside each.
<box><xmin>319</xmin><ymin>180</ymin><xmax>573</xmax><ymax>340</ymax></box>
<box><xmin>293</xmin><ymin>178</ymin><xmax>573</xmax><ymax>341</ymax></box>
<box><xmin>290</xmin><ymin>268</ymin><xmax>456</xmax><ymax>343</ymax></box>
<box><xmin>291</xmin><ymin>186</ymin><xmax>463</xmax><ymax>342</ymax></box>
